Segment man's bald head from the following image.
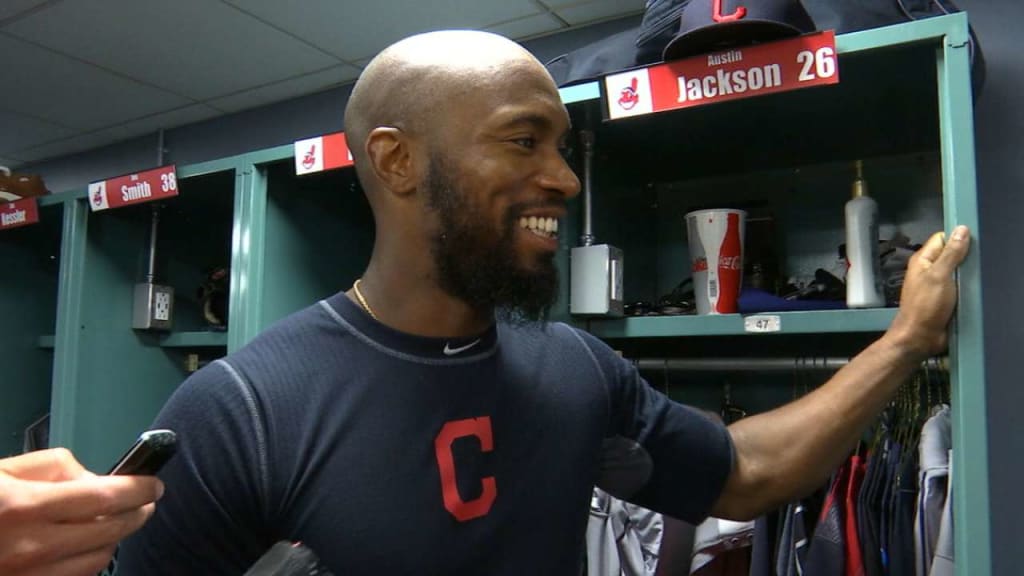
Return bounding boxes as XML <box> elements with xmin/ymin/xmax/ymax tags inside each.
<box><xmin>344</xmin><ymin>31</ymin><xmax>554</xmax><ymax>191</ymax></box>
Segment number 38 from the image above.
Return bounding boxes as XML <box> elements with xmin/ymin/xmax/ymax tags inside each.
<box><xmin>160</xmin><ymin>172</ymin><xmax>177</xmax><ymax>192</ymax></box>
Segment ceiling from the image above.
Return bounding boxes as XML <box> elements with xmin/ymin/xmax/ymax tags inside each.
<box><xmin>0</xmin><ymin>0</ymin><xmax>644</xmax><ymax>168</ymax></box>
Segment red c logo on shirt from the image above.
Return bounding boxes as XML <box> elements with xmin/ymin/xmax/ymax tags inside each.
<box><xmin>434</xmin><ymin>417</ymin><xmax>496</xmax><ymax>522</ymax></box>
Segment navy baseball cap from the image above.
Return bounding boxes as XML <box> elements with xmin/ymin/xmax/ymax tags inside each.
<box><xmin>663</xmin><ymin>0</ymin><xmax>816</xmax><ymax>61</ymax></box>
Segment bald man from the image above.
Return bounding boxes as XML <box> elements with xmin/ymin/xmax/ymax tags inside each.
<box><xmin>118</xmin><ymin>31</ymin><xmax>969</xmax><ymax>575</ymax></box>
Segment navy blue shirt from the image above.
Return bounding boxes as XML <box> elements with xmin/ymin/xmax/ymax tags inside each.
<box><xmin>118</xmin><ymin>292</ymin><xmax>733</xmax><ymax>575</ymax></box>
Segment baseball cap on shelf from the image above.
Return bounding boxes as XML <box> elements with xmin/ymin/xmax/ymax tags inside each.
<box><xmin>662</xmin><ymin>0</ymin><xmax>816</xmax><ymax>61</ymax></box>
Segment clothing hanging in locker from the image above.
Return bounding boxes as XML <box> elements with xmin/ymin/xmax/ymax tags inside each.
<box><xmin>746</xmin><ymin>364</ymin><xmax>953</xmax><ymax>576</ymax></box>
<box><xmin>585</xmin><ymin>489</ymin><xmax>754</xmax><ymax>576</ymax></box>
<box><xmin>586</xmin><ymin>487</ymin><xmax>666</xmax><ymax>576</ymax></box>
<box><xmin>588</xmin><ymin>360</ymin><xmax>953</xmax><ymax>576</ymax></box>
<box><xmin>916</xmin><ymin>405</ymin><xmax>952</xmax><ymax>576</ymax></box>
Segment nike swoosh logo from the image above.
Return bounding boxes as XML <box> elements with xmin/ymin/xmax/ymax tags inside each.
<box><xmin>443</xmin><ymin>339</ymin><xmax>481</xmax><ymax>356</ymax></box>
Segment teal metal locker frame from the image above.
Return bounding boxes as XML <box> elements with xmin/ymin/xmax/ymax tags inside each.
<box><xmin>559</xmin><ymin>14</ymin><xmax>987</xmax><ymax>575</ymax></box>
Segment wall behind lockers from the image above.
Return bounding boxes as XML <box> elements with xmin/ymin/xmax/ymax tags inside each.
<box><xmin>15</xmin><ymin>4</ymin><xmax>1024</xmax><ymax>571</ymax></box>
<box><xmin>954</xmin><ymin>1</ymin><xmax>1024</xmax><ymax>574</ymax></box>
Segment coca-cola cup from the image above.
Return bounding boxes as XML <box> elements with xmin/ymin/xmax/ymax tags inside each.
<box><xmin>685</xmin><ymin>209</ymin><xmax>746</xmax><ymax>315</ymax></box>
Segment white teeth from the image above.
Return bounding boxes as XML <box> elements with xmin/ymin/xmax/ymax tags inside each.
<box><xmin>518</xmin><ymin>216</ymin><xmax>560</xmax><ymax>238</ymax></box>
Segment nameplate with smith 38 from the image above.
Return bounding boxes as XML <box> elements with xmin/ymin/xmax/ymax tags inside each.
<box><xmin>603</xmin><ymin>30</ymin><xmax>838</xmax><ymax>120</ymax></box>
<box><xmin>89</xmin><ymin>165</ymin><xmax>178</xmax><ymax>212</ymax></box>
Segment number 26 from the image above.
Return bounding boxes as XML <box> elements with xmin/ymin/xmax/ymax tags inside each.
<box><xmin>797</xmin><ymin>47</ymin><xmax>836</xmax><ymax>81</ymax></box>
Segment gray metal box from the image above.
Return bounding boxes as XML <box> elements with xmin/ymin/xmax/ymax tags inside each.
<box><xmin>132</xmin><ymin>282</ymin><xmax>174</xmax><ymax>331</ymax></box>
<box><xmin>570</xmin><ymin>244</ymin><xmax>624</xmax><ymax>317</ymax></box>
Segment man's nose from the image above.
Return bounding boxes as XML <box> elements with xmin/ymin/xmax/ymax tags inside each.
<box><xmin>539</xmin><ymin>152</ymin><xmax>581</xmax><ymax>200</ymax></box>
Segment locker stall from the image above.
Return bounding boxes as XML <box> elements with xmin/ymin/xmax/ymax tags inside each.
<box><xmin>0</xmin><ymin>200</ymin><xmax>62</xmax><ymax>456</ymax></box>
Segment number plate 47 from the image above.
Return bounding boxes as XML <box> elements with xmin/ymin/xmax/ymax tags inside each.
<box><xmin>745</xmin><ymin>315</ymin><xmax>782</xmax><ymax>333</ymax></box>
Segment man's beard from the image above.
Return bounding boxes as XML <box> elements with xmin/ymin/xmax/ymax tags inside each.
<box><xmin>425</xmin><ymin>153</ymin><xmax>559</xmax><ymax>324</ymax></box>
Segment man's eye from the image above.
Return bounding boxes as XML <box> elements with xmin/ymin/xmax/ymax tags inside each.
<box><xmin>513</xmin><ymin>137</ymin><xmax>536</xmax><ymax>149</ymax></box>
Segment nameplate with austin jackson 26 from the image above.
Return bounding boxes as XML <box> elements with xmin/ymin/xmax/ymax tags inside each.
<box><xmin>603</xmin><ymin>30</ymin><xmax>838</xmax><ymax>120</ymax></box>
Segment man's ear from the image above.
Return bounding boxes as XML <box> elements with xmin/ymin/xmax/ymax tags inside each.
<box><xmin>365</xmin><ymin>127</ymin><xmax>418</xmax><ymax>197</ymax></box>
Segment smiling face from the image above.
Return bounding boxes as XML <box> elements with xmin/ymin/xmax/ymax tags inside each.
<box><xmin>423</xmin><ymin>59</ymin><xmax>580</xmax><ymax>320</ymax></box>
<box><xmin>344</xmin><ymin>31</ymin><xmax>582</xmax><ymax>321</ymax></box>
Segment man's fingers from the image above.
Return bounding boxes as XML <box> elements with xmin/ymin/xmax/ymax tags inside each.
<box><xmin>934</xmin><ymin>225</ymin><xmax>970</xmax><ymax>271</ymax></box>
<box><xmin>34</xmin><ymin>476</ymin><xmax>163</xmax><ymax>522</ymax></box>
<box><xmin>913</xmin><ymin>226</ymin><xmax>970</xmax><ymax>271</ymax></box>
<box><xmin>0</xmin><ymin>449</ymin><xmax>88</xmax><ymax>482</ymax></box>
<box><xmin>50</xmin><ymin>505</ymin><xmax>155</xmax><ymax>559</ymax></box>
<box><xmin>20</xmin><ymin>544</ymin><xmax>118</xmax><ymax>576</ymax></box>
<box><xmin>913</xmin><ymin>230</ymin><xmax>948</xmax><ymax>268</ymax></box>
<box><xmin>0</xmin><ymin>505</ymin><xmax>148</xmax><ymax>576</ymax></box>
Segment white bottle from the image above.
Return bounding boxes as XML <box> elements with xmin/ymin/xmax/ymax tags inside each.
<box><xmin>845</xmin><ymin>160</ymin><xmax>885</xmax><ymax>308</ymax></box>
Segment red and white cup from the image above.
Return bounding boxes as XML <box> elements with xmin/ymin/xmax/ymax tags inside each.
<box><xmin>685</xmin><ymin>209</ymin><xmax>746</xmax><ymax>315</ymax></box>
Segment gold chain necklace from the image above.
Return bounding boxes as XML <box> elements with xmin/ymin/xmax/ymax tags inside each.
<box><xmin>352</xmin><ymin>278</ymin><xmax>378</xmax><ymax>320</ymax></box>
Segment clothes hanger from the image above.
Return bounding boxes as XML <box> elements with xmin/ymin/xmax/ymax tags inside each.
<box><xmin>720</xmin><ymin>381</ymin><xmax>747</xmax><ymax>424</ymax></box>
<box><xmin>939</xmin><ymin>357</ymin><xmax>951</xmax><ymax>406</ymax></box>
<box><xmin>662</xmin><ymin>359</ymin><xmax>670</xmax><ymax>395</ymax></box>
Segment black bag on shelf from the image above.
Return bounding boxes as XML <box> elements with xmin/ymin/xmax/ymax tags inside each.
<box><xmin>244</xmin><ymin>541</ymin><xmax>333</xmax><ymax>576</ymax></box>
<box><xmin>801</xmin><ymin>0</ymin><xmax>985</xmax><ymax>94</ymax></box>
<box><xmin>635</xmin><ymin>0</ymin><xmax>693</xmax><ymax>65</ymax></box>
<box><xmin>545</xmin><ymin>25</ymin><xmax>642</xmax><ymax>88</ymax></box>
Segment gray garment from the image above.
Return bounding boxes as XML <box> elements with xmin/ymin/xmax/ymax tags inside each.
<box><xmin>775</xmin><ymin>504</ymin><xmax>796</xmax><ymax>576</ymax></box>
<box><xmin>915</xmin><ymin>405</ymin><xmax>952</xmax><ymax>576</ymax></box>
<box><xmin>689</xmin><ymin>517</ymin><xmax>755</xmax><ymax>573</ymax></box>
<box><xmin>929</xmin><ymin>450</ymin><xmax>955</xmax><ymax>576</ymax></box>
<box><xmin>588</xmin><ymin>488</ymin><xmax>665</xmax><ymax>576</ymax></box>
<box><xmin>750</xmin><ymin>515</ymin><xmax>774</xmax><ymax>576</ymax></box>
<box><xmin>775</xmin><ymin>502</ymin><xmax>808</xmax><ymax>576</ymax></box>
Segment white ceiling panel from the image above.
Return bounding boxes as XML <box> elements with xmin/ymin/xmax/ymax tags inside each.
<box><xmin>0</xmin><ymin>110</ymin><xmax>75</xmax><ymax>155</ymax></box>
<box><xmin>553</xmin><ymin>0</ymin><xmax>645</xmax><ymax>25</ymax></box>
<box><xmin>542</xmin><ymin>0</ymin><xmax>642</xmax><ymax>8</ymax></box>
<box><xmin>486</xmin><ymin>13</ymin><xmax>566</xmax><ymax>40</ymax></box>
<box><xmin>4</xmin><ymin>0</ymin><xmax>342</xmax><ymax>101</ymax></box>
<box><xmin>210</xmin><ymin>64</ymin><xmax>361</xmax><ymax>113</ymax></box>
<box><xmin>0</xmin><ymin>0</ymin><xmax>49</xmax><ymax>23</ymax></box>
<box><xmin>351</xmin><ymin>57</ymin><xmax>374</xmax><ymax>69</ymax></box>
<box><xmin>1</xmin><ymin>2</ymin><xmax>642</xmax><ymax>168</ymax></box>
<box><xmin>224</xmin><ymin>0</ymin><xmax>544</xmax><ymax>61</ymax></box>
<box><xmin>0</xmin><ymin>34</ymin><xmax>191</xmax><ymax>130</ymax></box>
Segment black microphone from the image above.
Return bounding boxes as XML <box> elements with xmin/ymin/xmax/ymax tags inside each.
<box><xmin>243</xmin><ymin>541</ymin><xmax>334</xmax><ymax>576</ymax></box>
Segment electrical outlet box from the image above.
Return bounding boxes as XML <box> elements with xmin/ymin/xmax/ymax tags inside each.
<box><xmin>133</xmin><ymin>282</ymin><xmax>174</xmax><ymax>331</ymax></box>
<box><xmin>570</xmin><ymin>244</ymin><xmax>624</xmax><ymax>317</ymax></box>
